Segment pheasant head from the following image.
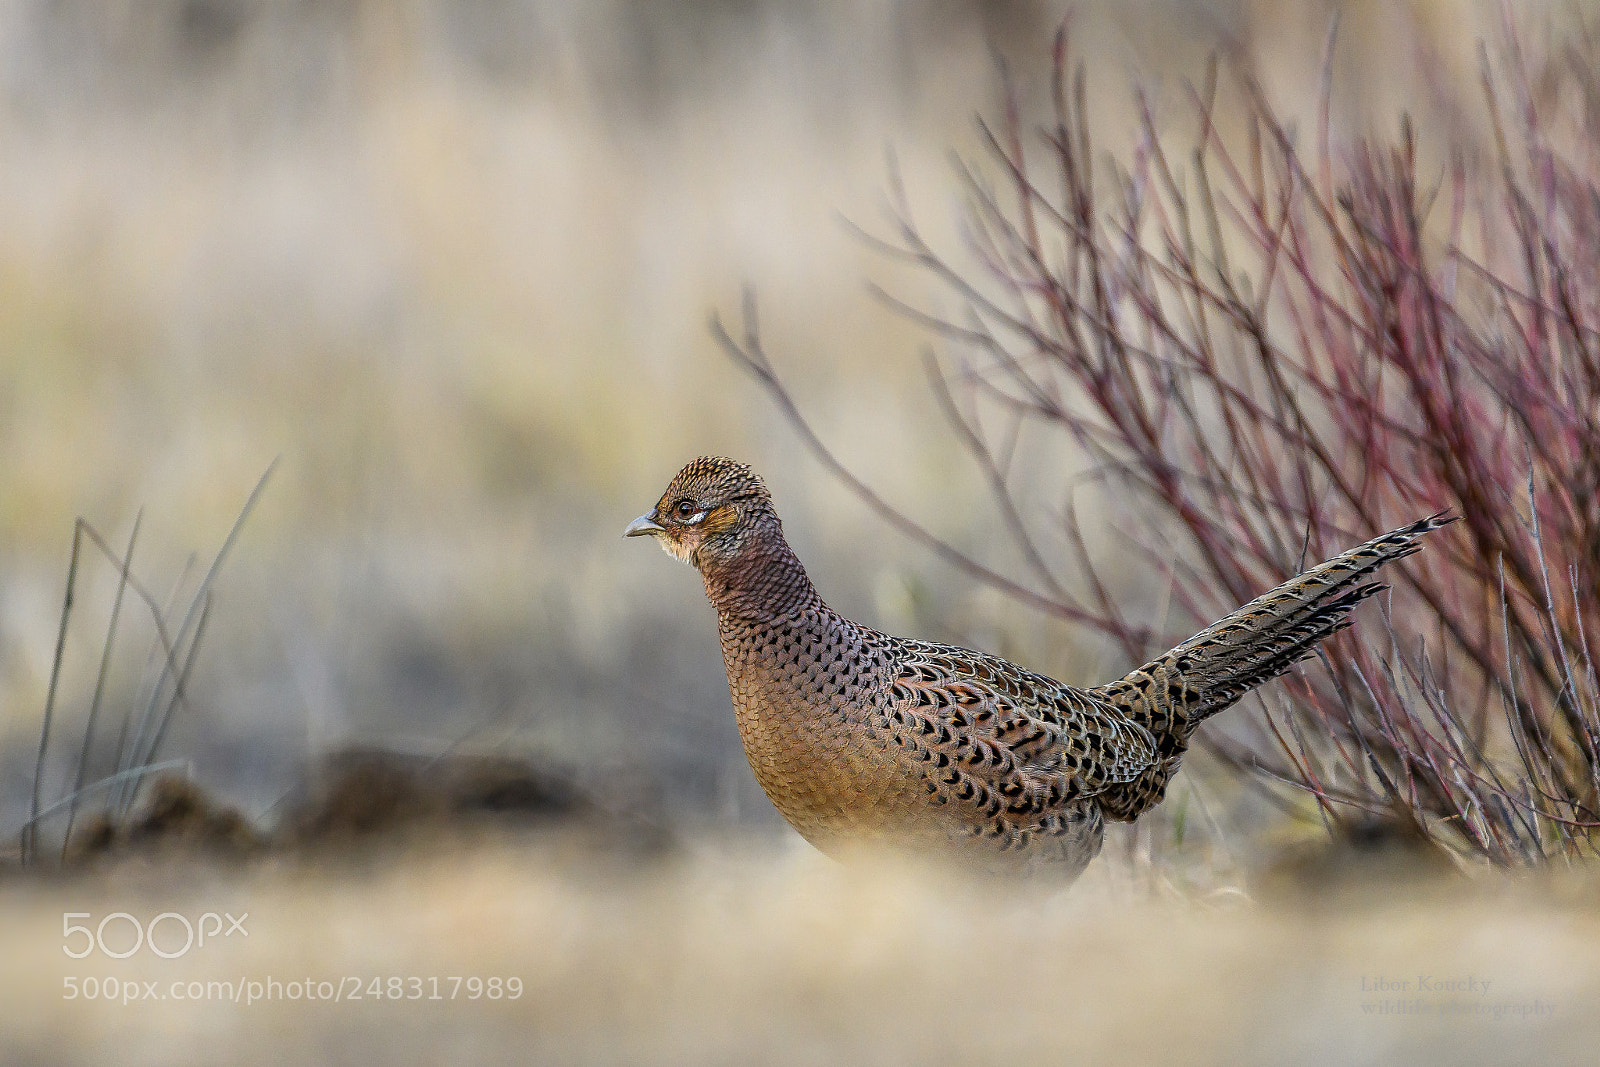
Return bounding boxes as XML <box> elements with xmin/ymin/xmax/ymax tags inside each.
<box><xmin>623</xmin><ymin>456</ymin><xmax>778</xmax><ymax>567</ymax></box>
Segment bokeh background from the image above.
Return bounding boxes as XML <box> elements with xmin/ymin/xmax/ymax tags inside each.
<box><xmin>1</xmin><ymin>2</ymin><xmax>1596</xmax><ymax>1063</ymax></box>
<box><xmin>0</xmin><ymin>0</ymin><xmax>1515</xmax><ymax>836</ymax></box>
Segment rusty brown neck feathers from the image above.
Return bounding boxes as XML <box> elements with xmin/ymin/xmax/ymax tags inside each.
<box><xmin>697</xmin><ymin>511</ymin><xmax>824</xmax><ymax>622</ymax></box>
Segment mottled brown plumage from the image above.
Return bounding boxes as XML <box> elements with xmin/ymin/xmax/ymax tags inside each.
<box><xmin>626</xmin><ymin>456</ymin><xmax>1451</xmax><ymax>880</ymax></box>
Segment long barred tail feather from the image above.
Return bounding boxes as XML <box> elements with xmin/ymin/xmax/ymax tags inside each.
<box><xmin>1090</xmin><ymin>513</ymin><xmax>1455</xmax><ymax>821</ymax></box>
<box><xmin>1160</xmin><ymin>512</ymin><xmax>1456</xmax><ymax>727</ymax></box>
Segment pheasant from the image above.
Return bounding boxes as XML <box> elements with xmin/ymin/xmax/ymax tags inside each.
<box><xmin>626</xmin><ymin>456</ymin><xmax>1450</xmax><ymax>880</ymax></box>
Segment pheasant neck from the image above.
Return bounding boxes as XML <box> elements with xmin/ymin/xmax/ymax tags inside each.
<box><xmin>700</xmin><ymin>518</ymin><xmax>824</xmax><ymax>621</ymax></box>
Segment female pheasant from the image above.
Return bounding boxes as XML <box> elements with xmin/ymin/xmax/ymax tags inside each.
<box><xmin>626</xmin><ymin>456</ymin><xmax>1449</xmax><ymax>880</ymax></box>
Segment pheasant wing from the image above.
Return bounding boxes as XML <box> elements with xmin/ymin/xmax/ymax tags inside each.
<box><xmin>882</xmin><ymin>641</ymin><xmax>1159</xmax><ymax>815</ymax></box>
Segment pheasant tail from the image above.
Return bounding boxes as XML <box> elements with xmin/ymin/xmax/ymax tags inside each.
<box><xmin>1091</xmin><ymin>512</ymin><xmax>1456</xmax><ymax>821</ymax></box>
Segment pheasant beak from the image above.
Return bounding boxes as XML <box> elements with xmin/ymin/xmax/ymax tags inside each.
<box><xmin>624</xmin><ymin>511</ymin><xmax>666</xmax><ymax>538</ymax></box>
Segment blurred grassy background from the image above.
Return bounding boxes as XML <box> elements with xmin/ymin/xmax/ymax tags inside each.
<box><xmin>5</xmin><ymin>840</ymin><xmax>1597</xmax><ymax>1064</ymax></box>
<box><xmin>0</xmin><ymin>0</ymin><xmax>1541</xmax><ymax>838</ymax></box>
<box><xmin>1</xmin><ymin>2</ymin><xmax>1597</xmax><ymax>1061</ymax></box>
